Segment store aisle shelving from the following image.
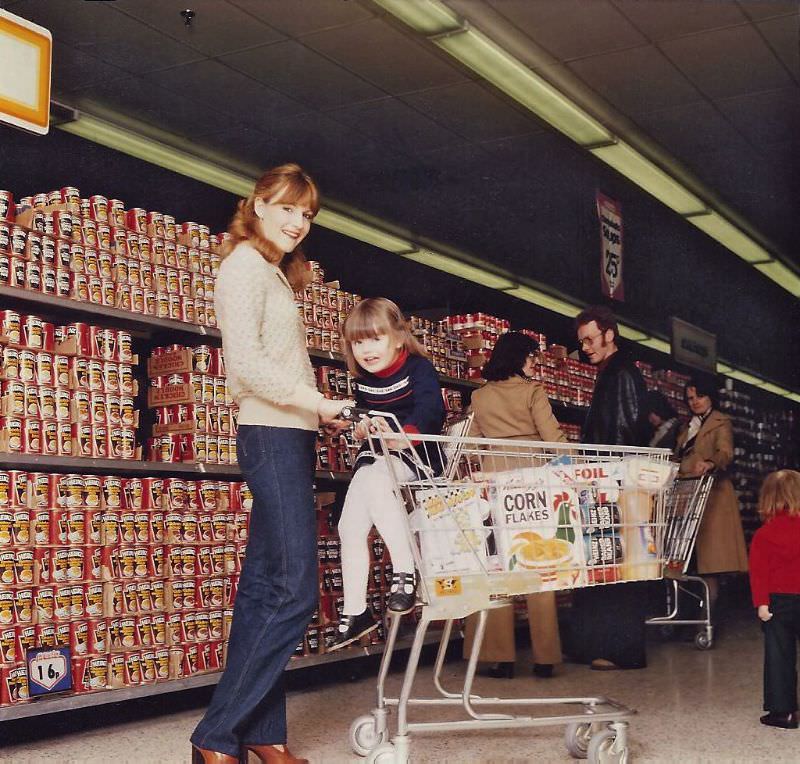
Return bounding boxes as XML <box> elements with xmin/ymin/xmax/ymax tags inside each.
<box><xmin>0</xmin><ymin>606</ymin><xmax>796</xmax><ymax>763</ymax></box>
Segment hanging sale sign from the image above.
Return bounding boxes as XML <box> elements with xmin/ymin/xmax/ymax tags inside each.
<box><xmin>597</xmin><ymin>192</ymin><xmax>624</xmax><ymax>301</ymax></box>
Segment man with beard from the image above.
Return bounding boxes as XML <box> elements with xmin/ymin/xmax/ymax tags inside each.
<box><xmin>569</xmin><ymin>305</ymin><xmax>650</xmax><ymax>670</ymax></box>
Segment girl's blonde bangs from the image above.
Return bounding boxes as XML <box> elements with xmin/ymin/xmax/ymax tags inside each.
<box><xmin>343</xmin><ymin>304</ymin><xmax>394</xmax><ymax>343</ymax></box>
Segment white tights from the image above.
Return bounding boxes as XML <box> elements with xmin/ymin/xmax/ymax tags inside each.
<box><xmin>339</xmin><ymin>457</ymin><xmax>415</xmax><ymax>615</ymax></box>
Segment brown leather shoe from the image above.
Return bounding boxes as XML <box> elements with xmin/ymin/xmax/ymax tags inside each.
<box><xmin>191</xmin><ymin>745</ymin><xmax>243</xmax><ymax>764</ymax></box>
<box><xmin>243</xmin><ymin>744</ymin><xmax>308</xmax><ymax>763</ymax></box>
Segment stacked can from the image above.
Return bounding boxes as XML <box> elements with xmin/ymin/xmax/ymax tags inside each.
<box><xmin>157</xmin><ymin>478</ymin><xmax>251</xmax><ymax>681</ymax></box>
<box><xmin>0</xmin><ymin>312</ymin><xmax>138</xmax><ymax>459</ymax></box>
<box><xmin>0</xmin><ymin>187</ymin><xmax>223</xmax><ymax>329</ymax></box>
<box><xmin>315</xmin><ymin>366</ymin><xmax>356</xmax><ymax>474</ymax></box>
<box><xmin>148</xmin><ymin>345</ymin><xmax>237</xmax><ymax>465</ymax></box>
<box><xmin>0</xmin><ymin>470</ymin><xmax>251</xmax><ymax>704</ymax></box>
<box><xmin>298</xmin><ymin>277</ymin><xmax>360</xmax><ymax>355</ymax></box>
<box><xmin>409</xmin><ymin>316</ymin><xmax>468</xmax><ymax>380</ymax></box>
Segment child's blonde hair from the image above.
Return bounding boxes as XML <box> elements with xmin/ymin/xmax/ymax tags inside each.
<box><xmin>758</xmin><ymin>470</ymin><xmax>800</xmax><ymax>521</ymax></box>
<box><xmin>342</xmin><ymin>297</ymin><xmax>427</xmax><ymax>377</ymax></box>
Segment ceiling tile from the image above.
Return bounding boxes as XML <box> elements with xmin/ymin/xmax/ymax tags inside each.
<box><xmin>112</xmin><ymin>0</ymin><xmax>285</xmax><ymax>57</ymax></box>
<box><xmin>660</xmin><ymin>24</ymin><xmax>793</xmax><ymax>99</ymax></box>
<box><xmin>611</xmin><ymin>0</ymin><xmax>747</xmax><ymax>40</ymax></box>
<box><xmin>634</xmin><ymin>101</ymin><xmax>752</xmax><ymax>159</ymax></box>
<box><xmin>568</xmin><ymin>45</ymin><xmax>703</xmax><ymax>115</ymax></box>
<box><xmin>302</xmin><ymin>18</ymin><xmax>465</xmax><ymax>95</ymax></box>
<box><xmin>227</xmin><ymin>0</ymin><xmax>375</xmax><ymax>37</ymax></box>
<box><xmin>10</xmin><ymin>0</ymin><xmax>202</xmax><ymax>74</ymax></box>
<box><xmin>401</xmin><ymin>82</ymin><xmax>541</xmax><ymax>142</ymax></box>
<box><xmin>486</xmin><ymin>0</ymin><xmax>646</xmax><ymax>61</ymax></box>
<box><xmin>220</xmin><ymin>40</ymin><xmax>384</xmax><ymax>110</ymax></box>
<box><xmin>51</xmin><ymin>42</ymin><xmax>130</xmax><ymax>93</ymax></box>
<box><xmin>738</xmin><ymin>1</ymin><xmax>799</xmax><ymax>21</ymax></box>
<box><xmin>140</xmin><ymin>59</ymin><xmax>311</xmax><ymax>126</ymax></box>
<box><xmin>72</xmin><ymin>77</ymin><xmax>235</xmax><ymax>139</ymax></box>
<box><xmin>758</xmin><ymin>15</ymin><xmax>800</xmax><ymax>78</ymax></box>
<box><xmin>327</xmin><ymin>98</ymin><xmax>465</xmax><ymax>155</ymax></box>
<box><xmin>717</xmin><ymin>87</ymin><xmax>800</xmax><ymax>147</ymax></box>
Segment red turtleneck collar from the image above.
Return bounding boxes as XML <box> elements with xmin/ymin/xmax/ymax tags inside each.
<box><xmin>374</xmin><ymin>348</ymin><xmax>408</xmax><ymax>378</ymax></box>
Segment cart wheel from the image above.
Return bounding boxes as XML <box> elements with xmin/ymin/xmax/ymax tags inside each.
<box><xmin>350</xmin><ymin>714</ymin><xmax>387</xmax><ymax>757</ymax></box>
<box><xmin>694</xmin><ymin>632</ymin><xmax>713</xmax><ymax>650</ymax></box>
<box><xmin>587</xmin><ymin>729</ymin><xmax>629</xmax><ymax>764</ymax></box>
<box><xmin>367</xmin><ymin>742</ymin><xmax>397</xmax><ymax>764</ymax></box>
<box><xmin>565</xmin><ymin>721</ymin><xmax>593</xmax><ymax>759</ymax></box>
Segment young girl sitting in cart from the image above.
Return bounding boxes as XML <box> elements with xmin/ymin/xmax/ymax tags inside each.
<box><xmin>330</xmin><ymin>297</ymin><xmax>446</xmax><ymax>650</ymax></box>
<box><xmin>749</xmin><ymin>469</ymin><xmax>800</xmax><ymax>729</ymax></box>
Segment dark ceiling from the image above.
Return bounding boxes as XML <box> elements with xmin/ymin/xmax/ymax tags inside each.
<box><xmin>1</xmin><ymin>0</ymin><xmax>798</xmax><ymax>391</ymax></box>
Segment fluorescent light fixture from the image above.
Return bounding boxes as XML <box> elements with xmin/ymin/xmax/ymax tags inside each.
<box><xmin>59</xmin><ymin>113</ymin><xmax>254</xmax><ymax>197</ymax></box>
<box><xmin>686</xmin><ymin>211</ymin><xmax>773</xmax><ymax>264</ymax></box>
<box><xmin>372</xmin><ymin>0</ymin><xmax>612</xmax><ymax>146</ymax></box>
<box><xmin>371</xmin><ymin>0</ymin><xmax>460</xmax><ymax>35</ymax></box>
<box><xmin>591</xmin><ymin>142</ymin><xmax>707</xmax><ymax>216</ymax></box>
<box><xmin>402</xmin><ymin>249</ymin><xmax>517</xmax><ymax>290</ymax></box>
<box><xmin>315</xmin><ymin>208</ymin><xmax>415</xmax><ymax>254</ymax></box>
<box><xmin>717</xmin><ymin>363</ymin><xmax>734</xmax><ymax>374</ymax></box>
<box><xmin>752</xmin><ymin>261</ymin><xmax>800</xmax><ymax>297</ymax></box>
<box><xmin>724</xmin><ymin>369</ymin><xmax>766</xmax><ymax>387</ymax></box>
<box><xmin>503</xmin><ymin>285</ymin><xmax>581</xmax><ymax>317</ymax></box>
<box><xmin>434</xmin><ymin>29</ymin><xmax>613</xmax><ymax>147</ymax></box>
<box><xmin>637</xmin><ymin>336</ymin><xmax>672</xmax><ymax>354</ymax></box>
<box><xmin>760</xmin><ymin>382</ymin><xmax>792</xmax><ymax>396</ymax></box>
<box><xmin>617</xmin><ymin>324</ymin><xmax>650</xmax><ymax>342</ymax></box>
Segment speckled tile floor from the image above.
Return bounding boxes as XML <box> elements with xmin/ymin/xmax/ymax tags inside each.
<box><xmin>0</xmin><ymin>608</ymin><xmax>797</xmax><ymax>763</ymax></box>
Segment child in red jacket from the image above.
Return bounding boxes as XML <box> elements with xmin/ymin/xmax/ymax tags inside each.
<box><xmin>749</xmin><ymin>469</ymin><xmax>800</xmax><ymax>729</ymax></box>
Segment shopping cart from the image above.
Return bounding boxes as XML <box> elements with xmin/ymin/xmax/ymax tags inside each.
<box><xmin>339</xmin><ymin>409</ymin><xmax>679</xmax><ymax>764</ymax></box>
<box><xmin>645</xmin><ymin>475</ymin><xmax>715</xmax><ymax>649</ymax></box>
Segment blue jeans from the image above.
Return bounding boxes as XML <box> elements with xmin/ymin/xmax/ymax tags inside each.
<box><xmin>191</xmin><ymin>425</ymin><xmax>318</xmax><ymax>756</ymax></box>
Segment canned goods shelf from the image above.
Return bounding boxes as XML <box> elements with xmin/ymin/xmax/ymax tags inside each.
<box><xmin>0</xmin><ymin>451</ymin><xmax>356</xmax><ymax>484</ymax></box>
<box><xmin>0</xmin><ymin>632</ymin><xmax>444</xmax><ymax>721</ymax></box>
<box><xmin>0</xmin><ymin>286</ymin><xmax>221</xmax><ymax>341</ymax></box>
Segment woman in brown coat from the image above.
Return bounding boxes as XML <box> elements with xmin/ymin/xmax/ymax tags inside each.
<box><xmin>675</xmin><ymin>378</ymin><xmax>748</xmax><ymax>608</ymax></box>
<box><xmin>462</xmin><ymin>332</ymin><xmax>564</xmax><ymax>679</ymax></box>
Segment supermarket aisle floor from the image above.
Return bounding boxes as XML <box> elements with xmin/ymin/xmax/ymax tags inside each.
<box><xmin>1</xmin><ymin>610</ymin><xmax>797</xmax><ymax>764</ymax></box>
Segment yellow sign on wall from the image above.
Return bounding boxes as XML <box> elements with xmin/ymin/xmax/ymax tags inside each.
<box><xmin>0</xmin><ymin>9</ymin><xmax>52</xmax><ymax>135</ymax></box>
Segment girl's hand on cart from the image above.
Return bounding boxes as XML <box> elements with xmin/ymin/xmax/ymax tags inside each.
<box><xmin>368</xmin><ymin>416</ymin><xmax>407</xmax><ymax>449</ymax></box>
<box><xmin>353</xmin><ymin>417</ymin><xmax>372</xmax><ymax>440</ymax></box>
<box><xmin>758</xmin><ymin>605</ymin><xmax>773</xmax><ymax>622</ymax></box>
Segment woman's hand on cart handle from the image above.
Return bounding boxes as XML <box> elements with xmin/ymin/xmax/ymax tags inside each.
<box><xmin>692</xmin><ymin>459</ymin><xmax>715</xmax><ymax>477</ymax></box>
<box><xmin>758</xmin><ymin>605</ymin><xmax>773</xmax><ymax>622</ymax></box>
<box><xmin>318</xmin><ymin>398</ymin><xmax>356</xmax><ymax>428</ymax></box>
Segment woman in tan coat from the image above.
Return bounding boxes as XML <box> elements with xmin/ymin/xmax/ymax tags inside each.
<box><xmin>462</xmin><ymin>332</ymin><xmax>564</xmax><ymax>679</ymax></box>
<box><xmin>675</xmin><ymin>378</ymin><xmax>748</xmax><ymax>609</ymax></box>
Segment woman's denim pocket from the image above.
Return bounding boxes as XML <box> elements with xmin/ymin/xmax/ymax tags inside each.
<box><xmin>236</xmin><ymin>425</ymin><xmax>269</xmax><ymax>474</ymax></box>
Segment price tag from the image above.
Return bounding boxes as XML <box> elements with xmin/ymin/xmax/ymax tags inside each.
<box><xmin>26</xmin><ymin>645</ymin><xmax>72</xmax><ymax>697</ymax></box>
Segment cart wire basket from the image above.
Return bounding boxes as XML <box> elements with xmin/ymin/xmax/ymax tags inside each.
<box><xmin>645</xmin><ymin>475</ymin><xmax>716</xmax><ymax>650</ymax></box>
<box><xmin>340</xmin><ymin>408</ymin><xmax>685</xmax><ymax>764</ymax></box>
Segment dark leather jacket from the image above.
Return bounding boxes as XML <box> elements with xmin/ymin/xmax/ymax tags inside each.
<box><xmin>582</xmin><ymin>349</ymin><xmax>649</xmax><ymax>446</ymax></box>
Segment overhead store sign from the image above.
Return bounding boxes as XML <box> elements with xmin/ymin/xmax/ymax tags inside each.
<box><xmin>0</xmin><ymin>9</ymin><xmax>52</xmax><ymax>135</ymax></box>
<box><xmin>596</xmin><ymin>192</ymin><xmax>624</xmax><ymax>301</ymax></box>
<box><xmin>671</xmin><ymin>317</ymin><xmax>717</xmax><ymax>374</ymax></box>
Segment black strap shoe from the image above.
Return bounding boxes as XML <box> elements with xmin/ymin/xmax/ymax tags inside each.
<box><xmin>327</xmin><ymin>609</ymin><xmax>378</xmax><ymax>652</ymax></box>
<box><xmin>387</xmin><ymin>571</ymin><xmax>416</xmax><ymax>613</ymax></box>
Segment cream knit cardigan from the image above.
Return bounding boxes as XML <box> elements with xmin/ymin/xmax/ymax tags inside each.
<box><xmin>214</xmin><ymin>242</ymin><xmax>322</xmax><ymax>431</ymax></box>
